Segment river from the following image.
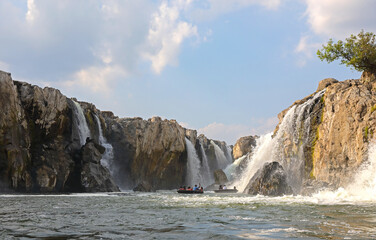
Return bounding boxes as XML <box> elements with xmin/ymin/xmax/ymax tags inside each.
<box><xmin>1</xmin><ymin>191</ymin><xmax>375</xmax><ymax>239</ymax></box>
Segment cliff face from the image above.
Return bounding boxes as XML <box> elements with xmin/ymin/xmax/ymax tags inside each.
<box><xmin>0</xmin><ymin>71</ymin><xmax>117</xmax><ymax>192</ymax></box>
<box><xmin>103</xmin><ymin>116</ymin><xmax>188</xmax><ymax>190</ymax></box>
<box><xmin>274</xmin><ymin>76</ymin><xmax>376</xmax><ymax>190</ymax></box>
<box><xmin>0</xmin><ymin>70</ymin><xmax>242</xmax><ymax>192</ymax></box>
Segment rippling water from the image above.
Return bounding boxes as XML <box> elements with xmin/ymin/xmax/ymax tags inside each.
<box><xmin>1</xmin><ymin>191</ymin><xmax>376</xmax><ymax>239</ymax></box>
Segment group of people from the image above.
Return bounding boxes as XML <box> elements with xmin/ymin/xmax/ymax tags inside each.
<box><xmin>219</xmin><ymin>185</ymin><xmax>236</xmax><ymax>190</ymax></box>
<box><xmin>179</xmin><ymin>184</ymin><xmax>203</xmax><ymax>191</ymax></box>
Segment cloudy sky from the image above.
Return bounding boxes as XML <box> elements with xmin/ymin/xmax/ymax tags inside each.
<box><xmin>1</xmin><ymin>0</ymin><xmax>375</xmax><ymax>144</ymax></box>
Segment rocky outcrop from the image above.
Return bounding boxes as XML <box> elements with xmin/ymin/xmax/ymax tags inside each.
<box><xmin>274</xmin><ymin>76</ymin><xmax>376</xmax><ymax>191</ymax></box>
<box><xmin>245</xmin><ymin>162</ymin><xmax>292</xmax><ymax>196</ymax></box>
<box><xmin>103</xmin><ymin>116</ymin><xmax>188</xmax><ymax>190</ymax></box>
<box><xmin>213</xmin><ymin>169</ymin><xmax>228</xmax><ymax>184</ymax></box>
<box><xmin>232</xmin><ymin>135</ymin><xmax>257</xmax><ymax>159</ymax></box>
<box><xmin>0</xmin><ymin>71</ymin><xmax>117</xmax><ymax>193</ymax></box>
<box><xmin>0</xmin><ymin>70</ymin><xmax>239</xmax><ymax>193</ymax></box>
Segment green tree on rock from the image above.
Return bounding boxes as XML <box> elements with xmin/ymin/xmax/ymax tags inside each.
<box><xmin>317</xmin><ymin>30</ymin><xmax>376</xmax><ymax>81</ymax></box>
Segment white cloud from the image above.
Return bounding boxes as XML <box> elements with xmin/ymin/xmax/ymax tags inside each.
<box><xmin>62</xmin><ymin>65</ymin><xmax>127</xmax><ymax>96</ymax></box>
<box><xmin>305</xmin><ymin>0</ymin><xmax>376</xmax><ymax>39</ymax></box>
<box><xmin>198</xmin><ymin>117</ymin><xmax>278</xmax><ymax>145</ymax></box>
<box><xmin>294</xmin><ymin>35</ymin><xmax>321</xmax><ymax>67</ymax></box>
<box><xmin>144</xmin><ymin>0</ymin><xmax>198</xmax><ymax>74</ymax></box>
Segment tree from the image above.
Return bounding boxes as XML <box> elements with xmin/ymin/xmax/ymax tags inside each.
<box><xmin>317</xmin><ymin>30</ymin><xmax>376</xmax><ymax>74</ymax></box>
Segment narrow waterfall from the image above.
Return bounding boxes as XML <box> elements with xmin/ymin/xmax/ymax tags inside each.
<box><xmin>232</xmin><ymin>90</ymin><xmax>325</xmax><ymax>193</ymax></box>
<box><xmin>199</xmin><ymin>139</ymin><xmax>214</xmax><ymax>187</ymax></box>
<box><xmin>94</xmin><ymin>115</ymin><xmax>114</xmax><ymax>171</ymax></box>
<box><xmin>72</xmin><ymin>100</ymin><xmax>91</xmax><ymax>146</ymax></box>
<box><xmin>185</xmin><ymin>138</ymin><xmax>202</xmax><ymax>187</ymax></box>
<box><xmin>211</xmin><ymin>141</ymin><xmax>230</xmax><ymax>169</ymax></box>
<box><xmin>225</xmin><ymin>145</ymin><xmax>233</xmax><ymax>164</ymax></box>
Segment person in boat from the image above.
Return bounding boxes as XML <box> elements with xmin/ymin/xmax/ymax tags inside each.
<box><xmin>219</xmin><ymin>185</ymin><xmax>223</xmax><ymax>190</ymax></box>
<box><xmin>187</xmin><ymin>186</ymin><xmax>192</xmax><ymax>191</ymax></box>
<box><xmin>193</xmin><ymin>185</ymin><xmax>198</xmax><ymax>191</ymax></box>
<box><xmin>223</xmin><ymin>185</ymin><xmax>227</xmax><ymax>190</ymax></box>
<box><xmin>179</xmin><ymin>186</ymin><xmax>184</xmax><ymax>191</ymax></box>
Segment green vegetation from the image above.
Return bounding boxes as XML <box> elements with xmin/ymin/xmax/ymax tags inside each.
<box><xmin>371</xmin><ymin>105</ymin><xmax>376</xmax><ymax>114</ymax></box>
<box><xmin>364</xmin><ymin>126</ymin><xmax>370</xmax><ymax>141</ymax></box>
<box><xmin>317</xmin><ymin>30</ymin><xmax>376</xmax><ymax>73</ymax></box>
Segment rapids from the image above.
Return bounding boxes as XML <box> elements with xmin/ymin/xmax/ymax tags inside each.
<box><xmin>1</xmin><ymin>192</ymin><xmax>375</xmax><ymax>239</ymax></box>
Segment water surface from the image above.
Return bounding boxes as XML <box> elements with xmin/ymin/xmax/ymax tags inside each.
<box><xmin>1</xmin><ymin>191</ymin><xmax>375</xmax><ymax>239</ymax></box>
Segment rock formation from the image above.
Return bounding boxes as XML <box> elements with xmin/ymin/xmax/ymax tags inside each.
<box><xmin>273</xmin><ymin>74</ymin><xmax>376</xmax><ymax>191</ymax></box>
<box><xmin>246</xmin><ymin>161</ymin><xmax>292</xmax><ymax>196</ymax></box>
<box><xmin>0</xmin><ymin>71</ymin><xmax>117</xmax><ymax>192</ymax></box>
<box><xmin>232</xmin><ymin>135</ymin><xmax>257</xmax><ymax>159</ymax></box>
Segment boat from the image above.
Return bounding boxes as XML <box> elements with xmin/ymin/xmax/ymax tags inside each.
<box><xmin>214</xmin><ymin>189</ymin><xmax>238</xmax><ymax>193</ymax></box>
<box><xmin>177</xmin><ymin>189</ymin><xmax>204</xmax><ymax>194</ymax></box>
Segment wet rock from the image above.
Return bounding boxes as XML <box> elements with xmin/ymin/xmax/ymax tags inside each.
<box><xmin>245</xmin><ymin>162</ymin><xmax>292</xmax><ymax>196</ymax></box>
<box><xmin>79</xmin><ymin>141</ymin><xmax>119</xmax><ymax>192</ymax></box>
<box><xmin>214</xmin><ymin>169</ymin><xmax>228</xmax><ymax>184</ymax></box>
<box><xmin>133</xmin><ymin>181</ymin><xmax>155</xmax><ymax>192</ymax></box>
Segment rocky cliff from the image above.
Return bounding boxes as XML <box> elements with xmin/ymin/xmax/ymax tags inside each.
<box><xmin>0</xmin><ymin>70</ymin><xmax>233</xmax><ymax>192</ymax></box>
<box><xmin>0</xmin><ymin>71</ymin><xmax>117</xmax><ymax>192</ymax></box>
<box><xmin>273</xmin><ymin>75</ymin><xmax>376</xmax><ymax>192</ymax></box>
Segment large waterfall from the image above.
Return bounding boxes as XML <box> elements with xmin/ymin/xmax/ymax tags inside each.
<box><xmin>94</xmin><ymin>115</ymin><xmax>114</xmax><ymax>172</ymax></box>
<box><xmin>185</xmin><ymin>138</ymin><xmax>202</xmax><ymax>186</ymax></box>
<box><xmin>232</xmin><ymin>90</ymin><xmax>326</xmax><ymax>193</ymax></box>
<box><xmin>72</xmin><ymin>100</ymin><xmax>91</xmax><ymax>146</ymax></box>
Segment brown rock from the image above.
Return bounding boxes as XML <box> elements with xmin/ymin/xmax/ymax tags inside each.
<box><xmin>233</xmin><ymin>136</ymin><xmax>257</xmax><ymax>159</ymax></box>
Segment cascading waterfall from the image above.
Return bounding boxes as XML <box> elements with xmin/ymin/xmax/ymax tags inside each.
<box><xmin>94</xmin><ymin>115</ymin><xmax>114</xmax><ymax>172</ymax></box>
<box><xmin>72</xmin><ymin>100</ymin><xmax>91</xmax><ymax>146</ymax></box>
<box><xmin>199</xmin><ymin>139</ymin><xmax>214</xmax><ymax>186</ymax></box>
<box><xmin>313</xmin><ymin>141</ymin><xmax>376</xmax><ymax>201</ymax></box>
<box><xmin>223</xmin><ymin>154</ymin><xmax>248</xmax><ymax>181</ymax></box>
<box><xmin>211</xmin><ymin>141</ymin><xmax>230</xmax><ymax>169</ymax></box>
<box><xmin>232</xmin><ymin>90</ymin><xmax>326</xmax><ymax>193</ymax></box>
<box><xmin>185</xmin><ymin>138</ymin><xmax>202</xmax><ymax>186</ymax></box>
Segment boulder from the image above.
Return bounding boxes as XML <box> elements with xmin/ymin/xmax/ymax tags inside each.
<box><xmin>133</xmin><ymin>181</ymin><xmax>155</xmax><ymax>192</ymax></box>
<box><xmin>245</xmin><ymin>162</ymin><xmax>292</xmax><ymax>196</ymax></box>
<box><xmin>214</xmin><ymin>169</ymin><xmax>228</xmax><ymax>184</ymax></box>
<box><xmin>232</xmin><ymin>135</ymin><xmax>257</xmax><ymax>159</ymax></box>
<box><xmin>316</xmin><ymin>78</ymin><xmax>338</xmax><ymax>92</ymax></box>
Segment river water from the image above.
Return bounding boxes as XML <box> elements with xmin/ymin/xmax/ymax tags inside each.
<box><xmin>1</xmin><ymin>191</ymin><xmax>375</xmax><ymax>239</ymax></box>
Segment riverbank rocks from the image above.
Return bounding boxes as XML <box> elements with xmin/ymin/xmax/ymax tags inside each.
<box><xmin>245</xmin><ymin>162</ymin><xmax>292</xmax><ymax>196</ymax></box>
<box><xmin>232</xmin><ymin>135</ymin><xmax>257</xmax><ymax>159</ymax></box>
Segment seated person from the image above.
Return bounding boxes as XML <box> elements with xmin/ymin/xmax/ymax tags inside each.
<box><xmin>193</xmin><ymin>185</ymin><xmax>198</xmax><ymax>191</ymax></box>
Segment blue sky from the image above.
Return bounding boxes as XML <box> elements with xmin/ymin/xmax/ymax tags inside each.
<box><xmin>0</xmin><ymin>0</ymin><xmax>375</xmax><ymax>144</ymax></box>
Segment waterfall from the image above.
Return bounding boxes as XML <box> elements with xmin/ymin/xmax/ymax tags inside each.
<box><xmin>223</xmin><ymin>154</ymin><xmax>248</xmax><ymax>181</ymax></box>
<box><xmin>199</xmin><ymin>139</ymin><xmax>214</xmax><ymax>187</ymax></box>
<box><xmin>232</xmin><ymin>90</ymin><xmax>325</xmax><ymax>193</ymax></box>
<box><xmin>72</xmin><ymin>100</ymin><xmax>91</xmax><ymax>146</ymax></box>
<box><xmin>313</xmin><ymin>141</ymin><xmax>376</xmax><ymax>201</ymax></box>
<box><xmin>185</xmin><ymin>138</ymin><xmax>202</xmax><ymax>187</ymax></box>
<box><xmin>211</xmin><ymin>141</ymin><xmax>230</xmax><ymax>169</ymax></box>
<box><xmin>94</xmin><ymin>115</ymin><xmax>114</xmax><ymax>171</ymax></box>
<box><xmin>225</xmin><ymin>145</ymin><xmax>233</xmax><ymax>164</ymax></box>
